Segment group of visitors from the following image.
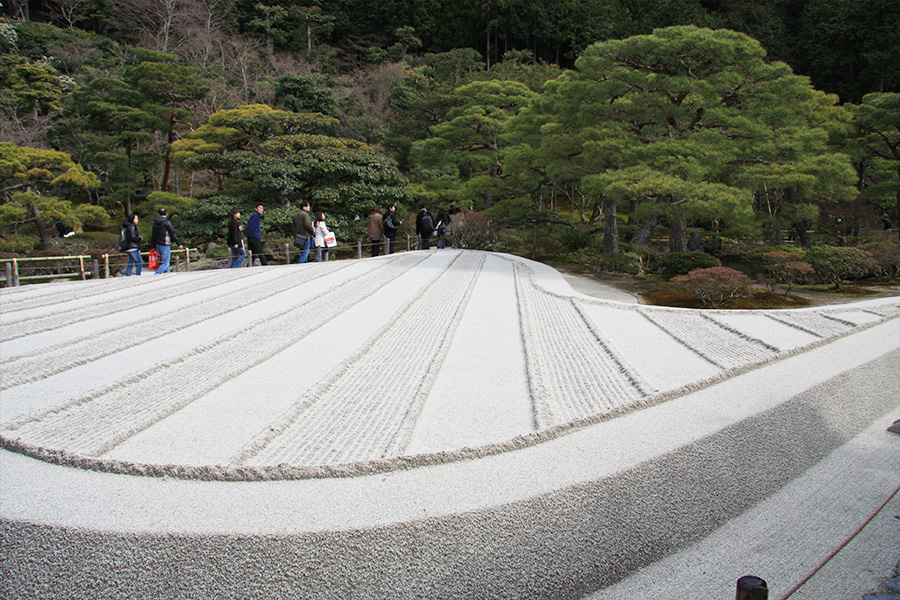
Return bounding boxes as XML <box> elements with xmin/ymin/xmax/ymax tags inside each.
<box><xmin>415</xmin><ymin>205</ymin><xmax>453</xmax><ymax>250</ymax></box>
<box><xmin>291</xmin><ymin>201</ymin><xmax>337</xmax><ymax>263</ymax></box>
<box><xmin>121</xmin><ymin>201</ymin><xmax>461</xmax><ymax>276</ymax></box>
<box><xmin>364</xmin><ymin>204</ymin><xmax>403</xmax><ymax>257</ymax></box>
<box><xmin>120</xmin><ymin>207</ymin><xmax>183</xmax><ymax>276</ymax></box>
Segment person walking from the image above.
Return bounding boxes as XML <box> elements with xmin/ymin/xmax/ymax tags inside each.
<box><xmin>367</xmin><ymin>206</ymin><xmax>383</xmax><ymax>257</ymax></box>
<box><xmin>122</xmin><ymin>213</ymin><xmax>143</xmax><ymax>276</ymax></box>
<box><xmin>292</xmin><ymin>200</ymin><xmax>315</xmax><ymax>263</ymax></box>
<box><xmin>415</xmin><ymin>205</ymin><xmax>434</xmax><ymax>250</ymax></box>
<box><xmin>383</xmin><ymin>203</ymin><xmax>399</xmax><ymax>254</ymax></box>
<box><xmin>314</xmin><ymin>211</ymin><xmax>332</xmax><ymax>262</ymax></box>
<box><xmin>151</xmin><ymin>207</ymin><xmax>183</xmax><ymax>274</ymax></box>
<box><xmin>435</xmin><ymin>207</ymin><xmax>451</xmax><ymax>249</ymax></box>
<box><xmin>227</xmin><ymin>208</ymin><xmax>246</xmax><ymax>268</ymax></box>
<box><xmin>246</xmin><ymin>204</ymin><xmax>268</xmax><ymax>266</ymax></box>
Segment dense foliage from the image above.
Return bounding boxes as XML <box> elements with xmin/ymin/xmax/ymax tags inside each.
<box><xmin>1</xmin><ymin>4</ymin><xmax>897</xmax><ymax>269</ymax></box>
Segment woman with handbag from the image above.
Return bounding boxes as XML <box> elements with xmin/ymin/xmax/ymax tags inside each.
<box><xmin>314</xmin><ymin>211</ymin><xmax>331</xmax><ymax>262</ymax></box>
<box><xmin>227</xmin><ymin>208</ymin><xmax>246</xmax><ymax>268</ymax></box>
<box><xmin>122</xmin><ymin>213</ymin><xmax>143</xmax><ymax>276</ymax></box>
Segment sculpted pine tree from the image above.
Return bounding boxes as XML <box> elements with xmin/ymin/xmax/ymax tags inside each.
<box><xmin>850</xmin><ymin>93</ymin><xmax>900</xmax><ymax>240</ymax></box>
<box><xmin>0</xmin><ymin>143</ymin><xmax>99</xmax><ymax>248</ymax></box>
<box><xmin>510</xmin><ymin>26</ymin><xmax>855</xmax><ymax>252</ymax></box>
<box><xmin>410</xmin><ymin>80</ymin><xmax>536</xmax><ymax>209</ymax></box>
<box><xmin>173</xmin><ymin>104</ymin><xmax>408</xmax><ymax>241</ymax></box>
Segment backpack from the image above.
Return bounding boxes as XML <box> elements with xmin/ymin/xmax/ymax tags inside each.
<box><xmin>383</xmin><ymin>213</ymin><xmax>396</xmax><ymax>232</ymax></box>
<box><xmin>118</xmin><ymin>228</ymin><xmax>128</xmax><ymax>251</ymax></box>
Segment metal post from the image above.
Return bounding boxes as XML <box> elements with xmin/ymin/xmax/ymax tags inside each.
<box><xmin>285</xmin><ymin>242</ymin><xmax>290</xmax><ymax>264</ymax></box>
<box><xmin>736</xmin><ymin>576</ymin><xmax>768</xmax><ymax>600</ymax></box>
<box><xmin>357</xmin><ymin>240</ymin><xmax>362</xmax><ymax>259</ymax></box>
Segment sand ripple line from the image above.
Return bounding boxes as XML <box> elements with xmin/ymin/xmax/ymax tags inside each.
<box><xmin>0</xmin><ymin>254</ymin><xmax>428</xmax><ymax>456</ymax></box>
<box><xmin>514</xmin><ymin>262</ymin><xmax>647</xmax><ymax>430</ymax></box>
<box><xmin>0</xmin><ymin>269</ymin><xmax>261</xmax><ymax>342</ymax></box>
<box><xmin>237</xmin><ymin>252</ymin><xmax>486</xmax><ymax>467</ymax></box>
<box><xmin>638</xmin><ymin>309</ymin><xmax>777</xmax><ymax>371</ymax></box>
<box><xmin>0</xmin><ymin>265</ymin><xmax>349</xmax><ymax>390</ymax></box>
<box><xmin>0</xmin><ymin>269</ymin><xmax>182</xmax><ymax>314</ymax></box>
<box><xmin>764</xmin><ymin>311</ymin><xmax>859</xmax><ymax>338</ymax></box>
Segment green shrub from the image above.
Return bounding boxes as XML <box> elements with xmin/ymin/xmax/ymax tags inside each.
<box><xmin>593</xmin><ymin>251</ymin><xmax>643</xmax><ymax>274</ymax></box>
<box><xmin>672</xmin><ymin>266</ymin><xmax>754</xmax><ymax>307</ymax></box>
<box><xmin>68</xmin><ymin>231</ymin><xmax>118</xmax><ymax>249</ymax></box>
<box><xmin>860</xmin><ymin>241</ymin><xmax>900</xmax><ymax>279</ymax></box>
<box><xmin>0</xmin><ymin>236</ymin><xmax>40</xmax><ymax>254</ymax></box>
<box><xmin>657</xmin><ymin>251</ymin><xmax>720</xmax><ymax>277</ymax></box>
<box><xmin>206</xmin><ymin>244</ymin><xmax>229</xmax><ymax>259</ymax></box>
<box><xmin>559</xmin><ymin>227</ymin><xmax>593</xmax><ymax>254</ymax></box>
<box><xmin>75</xmin><ymin>204</ymin><xmax>111</xmax><ymax>230</ymax></box>
<box><xmin>805</xmin><ymin>246</ymin><xmax>879</xmax><ymax>289</ymax></box>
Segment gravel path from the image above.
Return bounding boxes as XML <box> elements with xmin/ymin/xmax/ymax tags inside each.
<box><xmin>1</xmin><ymin>250</ymin><xmax>898</xmax><ymax>599</ymax></box>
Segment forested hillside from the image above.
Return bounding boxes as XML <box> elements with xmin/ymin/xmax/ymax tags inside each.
<box><xmin>1</xmin><ymin>1</ymin><xmax>898</xmax><ymax>283</ymax></box>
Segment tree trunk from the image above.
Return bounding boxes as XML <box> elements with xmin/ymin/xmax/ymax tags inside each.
<box><xmin>794</xmin><ymin>221</ymin><xmax>811</xmax><ymax>248</ymax></box>
<box><xmin>31</xmin><ymin>203</ymin><xmax>50</xmax><ymax>250</ymax></box>
<box><xmin>161</xmin><ymin>113</ymin><xmax>176</xmax><ymax>192</ymax></box>
<box><xmin>669</xmin><ymin>211</ymin><xmax>687</xmax><ymax>253</ymax></box>
<box><xmin>602</xmin><ymin>197</ymin><xmax>618</xmax><ymax>253</ymax></box>
<box><xmin>632</xmin><ymin>213</ymin><xmax>661</xmax><ymax>246</ymax></box>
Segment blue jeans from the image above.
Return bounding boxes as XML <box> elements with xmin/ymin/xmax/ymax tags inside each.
<box><xmin>230</xmin><ymin>246</ymin><xmax>246</xmax><ymax>268</ymax></box>
<box><xmin>296</xmin><ymin>237</ymin><xmax>311</xmax><ymax>263</ymax></box>
<box><xmin>155</xmin><ymin>244</ymin><xmax>172</xmax><ymax>274</ymax></box>
<box><xmin>126</xmin><ymin>249</ymin><xmax>142</xmax><ymax>276</ymax></box>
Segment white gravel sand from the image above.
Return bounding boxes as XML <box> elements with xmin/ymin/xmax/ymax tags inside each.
<box><xmin>1</xmin><ymin>249</ymin><xmax>898</xmax><ymax>599</ymax></box>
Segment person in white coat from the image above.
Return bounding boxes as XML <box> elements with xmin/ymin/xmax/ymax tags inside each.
<box><xmin>314</xmin><ymin>211</ymin><xmax>331</xmax><ymax>262</ymax></box>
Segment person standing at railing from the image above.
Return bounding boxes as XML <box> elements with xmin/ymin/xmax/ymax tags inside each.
<box><xmin>227</xmin><ymin>208</ymin><xmax>246</xmax><ymax>268</ymax></box>
<box><xmin>292</xmin><ymin>201</ymin><xmax>315</xmax><ymax>263</ymax></box>
<box><xmin>416</xmin><ymin>205</ymin><xmax>434</xmax><ymax>250</ymax></box>
<box><xmin>123</xmin><ymin>213</ymin><xmax>143</xmax><ymax>276</ymax></box>
<box><xmin>367</xmin><ymin>205</ymin><xmax>383</xmax><ymax>257</ymax></box>
<box><xmin>313</xmin><ymin>211</ymin><xmax>331</xmax><ymax>262</ymax></box>
<box><xmin>245</xmin><ymin>204</ymin><xmax>268</xmax><ymax>266</ymax></box>
<box><xmin>151</xmin><ymin>207</ymin><xmax>183</xmax><ymax>274</ymax></box>
<box><xmin>383</xmin><ymin>203</ymin><xmax>400</xmax><ymax>254</ymax></box>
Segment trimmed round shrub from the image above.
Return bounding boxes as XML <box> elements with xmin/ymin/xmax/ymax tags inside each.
<box><xmin>805</xmin><ymin>246</ymin><xmax>879</xmax><ymax>289</ymax></box>
<box><xmin>657</xmin><ymin>251</ymin><xmax>720</xmax><ymax>277</ymax></box>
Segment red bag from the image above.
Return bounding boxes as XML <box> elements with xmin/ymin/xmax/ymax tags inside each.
<box><xmin>148</xmin><ymin>249</ymin><xmax>161</xmax><ymax>270</ymax></box>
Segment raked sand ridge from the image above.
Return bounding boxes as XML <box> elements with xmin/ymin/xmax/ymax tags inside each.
<box><xmin>1</xmin><ymin>249</ymin><xmax>898</xmax><ymax>599</ymax></box>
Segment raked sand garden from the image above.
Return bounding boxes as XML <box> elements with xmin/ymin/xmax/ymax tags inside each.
<box><xmin>1</xmin><ymin>249</ymin><xmax>898</xmax><ymax>599</ymax></box>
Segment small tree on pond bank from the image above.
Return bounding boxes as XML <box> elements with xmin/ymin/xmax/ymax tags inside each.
<box><xmin>672</xmin><ymin>266</ymin><xmax>754</xmax><ymax>307</ymax></box>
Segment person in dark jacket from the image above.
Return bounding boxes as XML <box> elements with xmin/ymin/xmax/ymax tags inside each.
<box><xmin>382</xmin><ymin>203</ymin><xmax>400</xmax><ymax>255</ymax></box>
<box><xmin>227</xmin><ymin>207</ymin><xmax>246</xmax><ymax>268</ymax></box>
<box><xmin>123</xmin><ymin>213</ymin><xmax>143</xmax><ymax>276</ymax></box>
<box><xmin>150</xmin><ymin>207</ymin><xmax>183</xmax><ymax>274</ymax></box>
<box><xmin>415</xmin><ymin>206</ymin><xmax>434</xmax><ymax>250</ymax></box>
<box><xmin>245</xmin><ymin>204</ymin><xmax>268</xmax><ymax>266</ymax></box>
<box><xmin>291</xmin><ymin>201</ymin><xmax>315</xmax><ymax>263</ymax></box>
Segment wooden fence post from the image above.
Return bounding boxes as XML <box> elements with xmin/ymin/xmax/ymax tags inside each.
<box><xmin>11</xmin><ymin>258</ymin><xmax>18</xmax><ymax>286</ymax></box>
<box><xmin>357</xmin><ymin>240</ymin><xmax>362</xmax><ymax>259</ymax></box>
<box><xmin>4</xmin><ymin>262</ymin><xmax>12</xmax><ymax>287</ymax></box>
<box><xmin>736</xmin><ymin>575</ymin><xmax>768</xmax><ymax>600</ymax></box>
<box><xmin>92</xmin><ymin>259</ymin><xmax>99</xmax><ymax>280</ymax></box>
<box><xmin>78</xmin><ymin>256</ymin><xmax>86</xmax><ymax>280</ymax></box>
<box><xmin>285</xmin><ymin>242</ymin><xmax>290</xmax><ymax>264</ymax></box>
